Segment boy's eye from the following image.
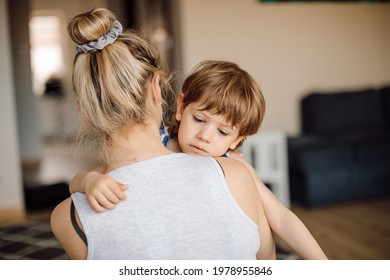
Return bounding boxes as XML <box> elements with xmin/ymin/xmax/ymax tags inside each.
<box><xmin>218</xmin><ymin>129</ymin><xmax>229</xmax><ymax>136</ymax></box>
<box><xmin>193</xmin><ymin>116</ymin><xmax>204</xmax><ymax>123</ymax></box>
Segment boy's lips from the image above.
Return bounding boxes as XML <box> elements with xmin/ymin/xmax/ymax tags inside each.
<box><xmin>189</xmin><ymin>144</ymin><xmax>209</xmax><ymax>155</ymax></box>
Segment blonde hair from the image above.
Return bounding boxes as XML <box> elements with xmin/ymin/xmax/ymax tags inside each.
<box><xmin>68</xmin><ymin>8</ymin><xmax>173</xmax><ymax>162</ymax></box>
<box><xmin>169</xmin><ymin>60</ymin><xmax>265</xmax><ymax>147</ymax></box>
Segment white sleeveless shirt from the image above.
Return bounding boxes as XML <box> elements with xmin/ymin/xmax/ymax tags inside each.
<box><xmin>72</xmin><ymin>153</ymin><xmax>259</xmax><ymax>259</ymax></box>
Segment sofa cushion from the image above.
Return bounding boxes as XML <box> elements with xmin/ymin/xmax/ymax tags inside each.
<box><xmin>301</xmin><ymin>89</ymin><xmax>385</xmax><ymax>135</ymax></box>
<box><xmin>290</xmin><ymin>144</ymin><xmax>354</xmax><ymax>171</ymax></box>
<box><xmin>355</xmin><ymin>138</ymin><xmax>390</xmax><ymax>165</ymax></box>
<box><xmin>380</xmin><ymin>86</ymin><xmax>390</xmax><ymax>130</ymax></box>
<box><xmin>291</xmin><ymin>164</ymin><xmax>390</xmax><ymax>207</ymax></box>
<box><xmin>288</xmin><ymin>133</ymin><xmax>390</xmax><ymax>170</ymax></box>
<box><xmin>288</xmin><ymin>133</ymin><xmax>390</xmax><ymax>207</ymax></box>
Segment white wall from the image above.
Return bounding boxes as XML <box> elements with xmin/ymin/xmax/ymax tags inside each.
<box><xmin>8</xmin><ymin>0</ymin><xmax>43</xmax><ymax>163</ymax></box>
<box><xmin>0</xmin><ymin>0</ymin><xmax>24</xmax><ymax>210</ymax></box>
<box><xmin>179</xmin><ymin>0</ymin><xmax>390</xmax><ymax>135</ymax></box>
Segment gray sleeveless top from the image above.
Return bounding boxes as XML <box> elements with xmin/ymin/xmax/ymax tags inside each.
<box><xmin>72</xmin><ymin>153</ymin><xmax>259</xmax><ymax>259</ymax></box>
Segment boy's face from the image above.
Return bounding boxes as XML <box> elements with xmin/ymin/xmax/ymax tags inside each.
<box><xmin>175</xmin><ymin>93</ymin><xmax>244</xmax><ymax>157</ymax></box>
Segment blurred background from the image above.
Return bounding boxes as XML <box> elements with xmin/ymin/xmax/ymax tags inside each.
<box><xmin>0</xmin><ymin>0</ymin><xmax>389</xmax><ymax>260</ymax></box>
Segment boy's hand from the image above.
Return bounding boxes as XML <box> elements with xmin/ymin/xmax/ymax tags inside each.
<box><xmin>83</xmin><ymin>172</ymin><xmax>128</xmax><ymax>212</ymax></box>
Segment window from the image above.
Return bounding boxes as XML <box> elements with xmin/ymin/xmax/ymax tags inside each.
<box><xmin>29</xmin><ymin>15</ymin><xmax>63</xmax><ymax>95</ymax></box>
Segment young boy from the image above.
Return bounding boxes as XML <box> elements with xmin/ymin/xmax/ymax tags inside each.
<box><xmin>70</xmin><ymin>60</ymin><xmax>327</xmax><ymax>260</ymax></box>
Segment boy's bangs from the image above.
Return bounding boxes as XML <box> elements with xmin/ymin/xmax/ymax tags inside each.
<box><xmin>196</xmin><ymin>90</ymin><xmax>255</xmax><ymax>133</ymax></box>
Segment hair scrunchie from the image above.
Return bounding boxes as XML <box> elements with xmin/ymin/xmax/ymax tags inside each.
<box><xmin>76</xmin><ymin>20</ymin><xmax>123</xmax><ymax>53</ymax></box>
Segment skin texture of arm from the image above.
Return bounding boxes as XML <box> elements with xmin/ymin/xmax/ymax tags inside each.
<box><xmin>69</xmin><ymin>165</ymin><xmax>128</xmax><ymax>212</ymax></box>
<box><xmin>69</xmin><ymin>165</ymin><xmax>106</xmax><ymax>194</ymax></box>
<box><xmin>229</xmin><ymin>151</ymin><xmax>328</xmax><ymax>260</ymax></box>
<box><xmin>216</xmin><ymin>157</ymin><xmax>276</xmax><ymax>260</ymax></box>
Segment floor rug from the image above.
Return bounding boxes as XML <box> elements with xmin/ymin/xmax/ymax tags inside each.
<box><xmin>0</xmin><ymin>221</ymin><xmax>298</xmax><ymax>260</ymax></box>
<box><xmin>0</xmin><ymin>221</ymin><xmax>68</xmax><ymax>260</ymax></box>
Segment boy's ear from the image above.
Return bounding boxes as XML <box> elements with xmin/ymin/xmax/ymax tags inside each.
<box><xmin>175</xmin><ymin>93</ymin><xmax>185</xmax><ymax>121</ymax></box>
<box><xmin>229</xmin><ymin>135</ymin><xmax>245</xmax><ymax>150</ymax></box>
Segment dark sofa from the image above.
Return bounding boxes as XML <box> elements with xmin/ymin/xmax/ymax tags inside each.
<box><xmin>288</xmin><ymin>86</ymin><xmax>390</xmax><ymax>207</ymax></box>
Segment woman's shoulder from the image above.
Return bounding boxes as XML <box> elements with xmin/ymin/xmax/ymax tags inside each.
<box><xmin>215</xmin><ymin>156</ymin><xmax>251</xmax><ymax>176</ymax></box>
<box><xmin>215</xmin><ymin>157</ymin><xmax>260</xmax><ymax>225</ymax></box>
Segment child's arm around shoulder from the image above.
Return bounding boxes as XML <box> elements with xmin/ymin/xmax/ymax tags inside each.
<box><xmin>215</xmin><ymin>157</ymin><xmax>276</xmax><ymax>260</ymax></box>
<box><xmin>69</xmin><ymin>165</ymin><xmax>128</xmax><ymax>212</ymax></box>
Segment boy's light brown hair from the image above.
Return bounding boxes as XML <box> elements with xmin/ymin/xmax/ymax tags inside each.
<box><xmin>169</xmin><ymin>60</ymin><xmax>265</xmax><ymax>148</ymax></box>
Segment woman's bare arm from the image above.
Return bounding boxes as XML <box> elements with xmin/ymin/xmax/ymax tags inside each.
<box><xmin>216</xmin><ymin>157</ymin><xmax>276</xmax><ymax>259</ymax></box>
<box><xmin>229</xmin><ymin>151</ymin><xmax>327</xmax><ymax>260</ymax></box>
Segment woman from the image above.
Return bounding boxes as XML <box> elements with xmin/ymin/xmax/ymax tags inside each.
<box><xmin>50</xmin><ymin>8</ymin><xmax>275</xmax><ymax>260</ymax></box>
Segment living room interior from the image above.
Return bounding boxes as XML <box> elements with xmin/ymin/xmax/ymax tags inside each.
<box><xmin>0</xmin><ymin>0</ymin><xmax>389</xmax><ymax>260</ymax></box>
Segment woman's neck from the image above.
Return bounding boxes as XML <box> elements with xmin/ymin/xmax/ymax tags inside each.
<box><xmin>106</xmin><ymin>124</ymin><xmax>172</xmax><ymax>172</ymax></box>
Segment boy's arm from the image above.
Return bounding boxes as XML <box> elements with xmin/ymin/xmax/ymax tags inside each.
<box><xmin>69</xmin><ymin>165</ymin><xmax>128</xmax><ymax>212</ymax></box>
<box><xmin>69</xmin><ymin>165</ymin><xmax>106</xmax><ymax>193</ymax></box>
<box><xmin>229</xmin><ymin>151</ymin><xmax>328</xmax><ymax>260</ymax></box>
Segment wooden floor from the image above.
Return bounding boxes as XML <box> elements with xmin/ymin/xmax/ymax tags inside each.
<box><xmin>291</xmin><ymin>198</ymin><xmax>390</xmax><ymax>260</ymax></box>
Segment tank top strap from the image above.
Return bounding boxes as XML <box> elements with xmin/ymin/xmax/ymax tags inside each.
<box><xmin>70</xmin><ymin>200</ymin><xmax>88</xmax><ymax>246</ymax></box>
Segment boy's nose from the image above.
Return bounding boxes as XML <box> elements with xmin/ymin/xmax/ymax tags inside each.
<box><xmin>196</xmin><ymin>128</ymin><xmax>211</xmax><ymax>142</ymax></box>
